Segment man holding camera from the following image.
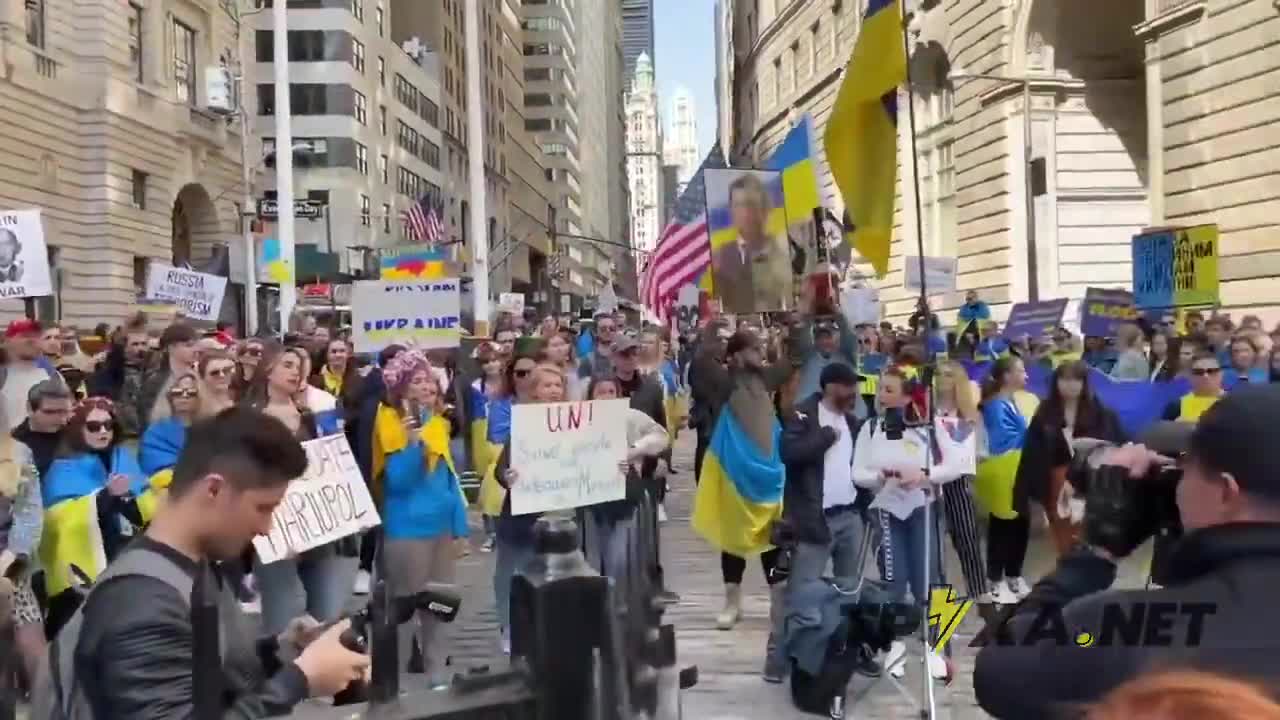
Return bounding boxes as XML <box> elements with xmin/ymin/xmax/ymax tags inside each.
<box><xmin>974</xmin><ymin>385</ymin><xmax>1280</xmax><ymax>719</ymax></box>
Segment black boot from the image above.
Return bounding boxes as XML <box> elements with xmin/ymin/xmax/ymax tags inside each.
<box><xmin>406</xmin><ymin>636</ymin><xmax>425</xmax><ymax>674</ymax></box>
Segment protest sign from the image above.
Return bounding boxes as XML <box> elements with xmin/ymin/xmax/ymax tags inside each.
<box><xmin>675</xmin><ymin>284</ymin><xmax>701</xmax><ymax>333</ymax></box>
<box><xmin>144</xmin><ymin>262</ymin><xmax>228</xmax><ymax>322</ymax></box>
<box><xmin>509</xmin><ymin>398</ymin><xmax>630</xmax><ymax>515</ymax></box>
<box><xmin>841</xmin><ymin>286</ymin><xmax>881</xmax><ymax>326</ymax></box>
<box><xmin>598</xmin><ymin>284</ymin><xmax>619</xmax><ymax>314</ymax></box>
<box><xmin>1081</xmin><ymin>287</ymin><xmax>1139</xmax><ymax>338</ymax></box>
<box><xmin>1132</xmin><ymin>225</ymin><xmax>1219</xmax><ymax>308</ymax></box>
<box><xmin>903</xmin><ymin>257</ymin><xmax>958</xmax><ymax>295</ymax></box>
<box><xmin>253</xmin><ymin>435</ymin><xmax>380</xmax><ymax>564</ymax></box>
<box><xmin>498</xmin><ymin>292</ymin><xmax>525</xmax><ymax>316</ymax></box>
<box><xmin>1003</xmin><ymin>298</ymin><xmax>1069</xmax><ymax>339</ymax></box>
<box><xmin>0</xmin><ymin>209</ymin><xmax>53</xmax><ymax>298</ymax></box>
<box><xmin>352</xmin><ymin>279</ymin><xmax>462</xmax><ymax>353</ymax></box>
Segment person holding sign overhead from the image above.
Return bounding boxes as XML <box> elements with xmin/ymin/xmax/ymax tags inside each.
<box><xmin>371</xmin><ymin>350</ymin><xmax>467</xmax><ymax>684</ymax></box>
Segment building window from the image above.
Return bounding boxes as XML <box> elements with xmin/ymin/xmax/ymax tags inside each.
<box><xmin>375</xmin><ymin>1</ymin><xmax>384</xmax><ymax>36</ymax></box>
<box><xmin>379</xmin><ymin>153</ymin><xmax>388</xmax><ymax>184</ymax></box>
<box><xmin>360</xmin><ymin>195</ymin><xmax>371</xmax><ymax>226</ymax></box>
<box><xmin>131</xmin><ymin>169</ymin><xmax>148</xmax><ymax>209</ymax></box>
<box><xmin>811</xmin><ymin>21</ymin><xmax>820</xmax><ymax>69</ymax></box>
<box><xmin>25</xmin><ymin>0</ymin><xmax>45</xmax><ymax>48</ymax></box>
<box><xmin>353</xmin><ymin>89</ymin><xmax>367</xmax><ymax>124</ymax></box>
<box><xmin>174</xmin><ymin>20</ymin><xmax>197</xmax><ymax>106</ymax></box>
<box><xmin>129</xmin><ymin>4</ymin><xmax>144</xmax><ymax>82</ymax></box>
<box><xmin>772</xmin><ymin>57</ymin><xmax>782</xmax><ymax>106</ymax></box>
<box><xmin>377</xmin><ymin>56</ymin><xmax>385</xmax><ymax>86</ymax></box>
<box><xmin>351</xmin><ymin>0</ymin><xmax>363</xmax><ymax>21</ymax></box>
<box><xmin>378</xmin><ymin>105</ymin><xmax>386</xmax><ymax>134</ymax></box>
<box><xmin>381</xmin><ymin>203</ymin><xmax>391</xmax><ymax>233</ymax></box>
<box><xmin>792</xmin><ymin>41</ymin><xmax>801</xmax><ymax>87</ymax></box>
<box><xmin>351</xmin><ymin>38</ymin><xmax>365</xmax><ymax>72</ymax></box>
<box><xmin>355</xmin><ymin>142</ymin><xmax>368</xmax><ymax>175</ymax></box>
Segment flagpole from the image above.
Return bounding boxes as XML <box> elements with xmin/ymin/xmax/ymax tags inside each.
<box><xmin>464</xmin><ymin>0</ymin><xmax>489</xmax><ymax>335</ymax></box>
<box><xmin>899</xmin><ymin>3</ymin><xmax>941</xmax><ymax>719</ymax></box>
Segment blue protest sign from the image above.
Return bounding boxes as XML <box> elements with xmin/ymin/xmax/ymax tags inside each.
<box><xmin>1081</xmin><ymin>287</ymin><xmax>1139</xmax><ymax>337</ymax></box>
<box><xmin>1132</xmin><ymin>230</ymin><xmax>1175</xmax><ymax>308</ymax></box>
<box><xmin>1003</xmin><ymin>298</ymin><xmax>1069</xmax><ymax>340</ymax></box>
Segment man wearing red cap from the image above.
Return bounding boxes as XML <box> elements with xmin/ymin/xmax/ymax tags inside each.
<box><xmin>0</xmin><ymin>319</ymin><xmax>60</xmax><ymax>427</ymax></box>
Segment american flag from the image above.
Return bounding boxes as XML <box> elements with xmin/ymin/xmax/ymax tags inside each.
<box><xmin>403</xmin><ymin>192</ymin><xmax>444</xmax><ymax>245</ymax></box>
<box><xmin>640</xmin><ymin>144</ymin><xmax>726</xmax><ymax>320</ymax></box>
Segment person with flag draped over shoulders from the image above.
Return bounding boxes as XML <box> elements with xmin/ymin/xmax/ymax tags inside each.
<box><xmin>1163</xmin><ymin>351</ymin><xmax>1226</xmax><ymax>422</ymax></box>
<box><xmin>689</xmin><ymin>313</ymin><xmax>805</xmax><ymax>639</ymax></box>
<box><xmin>974</xmin><ymin>321</ymin><xmax>1011</xmax><ymax>362</ymax></box>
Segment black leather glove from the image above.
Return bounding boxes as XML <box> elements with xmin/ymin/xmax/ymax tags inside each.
<box><xmin>1083</xmin><ymin>464</ymin><xmax>1154</xmax><ymax>559</ymax></box>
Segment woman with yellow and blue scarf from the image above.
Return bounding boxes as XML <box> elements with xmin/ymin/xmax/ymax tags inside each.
<box><xmin>469</xmin><ymin>342</ymin><xmax>506</xmax><ymax>552</ymax></box>
<box><xmin>975</xmin><ymin>356</ymin><xmax>1033</xmax><ymax>605</ymax></box>
<box><xmin>371</xmin><ymin>350</ymin><xmax>467</xmax><ymax>684</ymax></box>
<box><xmin>40</xmin><ymin>397</ymin><xmax>149</xmax><ymax>636</ymax></box>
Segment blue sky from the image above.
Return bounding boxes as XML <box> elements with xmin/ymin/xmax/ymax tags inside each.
<box><xmin>653</xmin><ymin>0</ymin><xmax>717</xmax><ymax>157</ymax></box>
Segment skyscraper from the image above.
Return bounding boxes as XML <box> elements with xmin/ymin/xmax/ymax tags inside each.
<box><xmin>626</xmin><ymin>53</ymin><xmax>664</xmax><ymax>269</ymax></box>
<box><xmin>665</xmin><ymin>87</ymin><xmax>699</xmax><ymax>186</ymax></box>
<box><xmin>621</xmin><ymin>0</ymin><xmax>656</xmax><ymax>87</ymax></box>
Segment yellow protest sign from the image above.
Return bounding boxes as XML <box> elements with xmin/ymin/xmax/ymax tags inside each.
<box><xmin>1172</xmin><ymin>224</ymin><xmax>1218</xmax><ymax>307</ymax></box>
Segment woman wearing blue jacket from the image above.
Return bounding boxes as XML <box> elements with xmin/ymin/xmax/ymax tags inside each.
<box><xmin>371</xmin><ymin>350</ymin><xmax>467</xmax><ymax>685</ymax></box>
<box><xmin>976</xmin><ymin>357</ymin><xmax>1033</xmax><ymax>605</ymax></box>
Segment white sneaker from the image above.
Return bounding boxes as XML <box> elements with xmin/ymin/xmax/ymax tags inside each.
<box><xmin>500</xmin><ymin>629</ymin><xmax>511</xmax><ymax>656</ymax></box>
<box><xmin>657</xmin><ymin>502</ymin><xmax>668</xmax><ymax>523</ymax></box>
<box><xmin>927</xmin><ymin>650</ymin><xmax>948</xmax><ymax>679</ymax></box>
<box><xmin>885</xmin><ymin>641</ymin><xmax>907</xmax><ymax>678</ymax></box>
<box><xmin>353</xmin><ymin>569</ymin><xmax>371</xmax><ymax>595</ymax></box>
<box><xmin>1007</xmin><ymin>576</ymin><xmax>1032</xmax><ymax>599</ymax></box>
<box><xmin>990</xmin><ymin>579</ymin><xmax>1018</xmax><ymax>605</ymax></box>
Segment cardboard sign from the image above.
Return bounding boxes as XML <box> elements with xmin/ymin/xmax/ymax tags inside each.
<box><xmin>1003</xmin><ymin>298</ymin><xmax>1069</xmax><ymax>339</ymax></box>
<box><xmin>1081</xmin><ymin>287</ymin><xmax>1139</xmax><ymax>338</ymax></box>
<box><xmin>903</xmin><ymin>256</ymin><xmax>958</xmax><ymax>295</ymax></box>
<box><xmin>508</xmin><ymin>398</ymin><xmax>630</xmax><ymax>515</ymax></box>
<box><xmin>253</xmin><ymin>435</ymin><xmax>381</xmax><ymax>564</ymax></box>
<box><xmin>841</xmin><ymin>286</ymin><xmax>881</xmax><ymax>326</ymax></box>
<box><xmin>675</xmin><ymin>284</ymin><xmax>701</xmax><ymax>333</ymax></box>
<box><xmin>145</xmin><ymin>262</ymin><xmax>228</xmax><ymax>322</ymax></box>
<box><xmin>0</xmin><ymin>209</ymin><xmax>54</xmax><ymax>298</ymax></box>
<box><xmin>498</xmin><ymin>292</ymin><xmax>525</xmax><ymax>316</ymax></box>
<box><xmin>352</xmin><ymin>279</ymin><xmax>462</xmax><ymax>353</ymax></box>
<box><xmin>1132</xmin><ymin>225</ymin><xmax>1219</xmax><ymax>308</ymax></box>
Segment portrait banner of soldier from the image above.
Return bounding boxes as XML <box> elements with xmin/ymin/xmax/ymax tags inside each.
<box><xmin>703</xmin><ymin>168</ymin><xmax>795</xmax><ymax>314</ymax></box>
<box><xmin>0</xmin><ymin>209</ymin><xmax>54</xmax><ymax>299</ymax></box>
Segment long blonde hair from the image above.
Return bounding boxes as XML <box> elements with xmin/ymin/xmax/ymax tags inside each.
<box><xmin>938</xmin><ymin>361</ymin><xmax>980</xmax><ymax>422</ymax></box>
<box><xmin>0</xmin><ymin>405</ymin><xmax>22</xmax><ymax>498</ymax></box>
<box><xmin>149</xmin><ymin>371</ymin><xmax>202</xmax><ymax>424</ymax></box>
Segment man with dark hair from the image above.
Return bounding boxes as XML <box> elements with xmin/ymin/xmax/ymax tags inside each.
<box><xmin>135</xmin><ymin>322</ymin><xmax>200</xmax><ymax>428</ymax></box>
<box><xmin>578</xmin><ymin>312</ymin><xmax>618</xmax><ymax>379</ymax></box>
<box><xmin>39</xmin><ymin>408</ymin><xmax>370</xmax><ymax>719</ymax></box>
<box><xmin>12</xmin><ymin>379</ymin><xmax>73</xmax><ymax>478</ymax></box>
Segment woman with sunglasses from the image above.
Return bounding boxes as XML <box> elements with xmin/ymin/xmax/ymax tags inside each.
<box><xmin>198</xmin><ymin>349</ymin><xmax>238</xmax><ymax>413</ymax></box>
<box><xmin>40</xmin><ymin>397</ymin><xmax>148</xmax><ymax>636</ymax></box>
<box><xmin>233</xmin><ymin>337</ymin><xmax>266</xmax><ymax>397</ymax></box>
<box><xmin>371</xmin><ymin>350</ymin><xmax>467</xmax><ymax>683</ymax></box>
<box><xmin>139</xmin><ymin>371</ymin><xmax>202</xmax><ymax>484</ymax></box>
<box><xmin>471</xmin><ymin>342</ymin><xmax>507</xmax><ymax>552</ymax></box>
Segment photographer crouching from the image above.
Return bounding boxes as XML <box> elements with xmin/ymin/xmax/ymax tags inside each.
<box><xmin>974</xmin><ymin>384</ymin><xmax>1280</xmax><ymax>719</ymax></box>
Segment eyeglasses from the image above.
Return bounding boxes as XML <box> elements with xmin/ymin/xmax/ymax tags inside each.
<box><xmin>1191</xmin><ymin>367</ymin><xmax>1221</xmax><ymax>376</ymax></box>
<box><xmin>84</xmin><ymin>420</ymin><xmax>113</xmax><ymax>434</ymax></box>
<box><xmin>169</xmin><ymin>388</ymin><xmax>199</xmax><ymax>399</ymax></box>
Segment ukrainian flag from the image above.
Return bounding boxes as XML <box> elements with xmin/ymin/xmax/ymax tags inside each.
<box><xmin>764</xmin><ymin>114</ymin><xmax>823</xmax><ymax>229</ymax></box>
<box><xmin>823</xmin><ymin>0</ymin><xmax>906</xmax><ymax>277</ymax></box>
<box><xmin>692</xmin><ymin>409</ymin><xmax>785</xmax><ymax>557</ymax></box>
<box><xmin>380</xmin><ymin>244</ymin><xmax>448</xmax><ymax>280</ymax></box>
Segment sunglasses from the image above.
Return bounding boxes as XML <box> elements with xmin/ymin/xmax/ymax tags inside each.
<box><xmin>84</xmin><ymin>420</ymin><xmax>113</xmax><ymax>434</ymax></box>
<box><xmin>1191</xmin><ymin>367</ymin><xmax>1221</xmax><ymax>376</ymax></box>
<box><xmin>241</xmin><ymin>347</ymin><xmax>263</xmax><ymax>358</ymax></box>
<box><xmin>169</xmin><ymin>388</ymin><xmax>198</xmax><ymax>399</ymax></box>
<box><xmin>514</xmin><ymin>368</ymin><xmax>533</xmax><ymax>378</ymax></box>
<box><xmin>205</xmin><ymin>366</ymin><xmax>234</xmax><ymax>378</ymax></box>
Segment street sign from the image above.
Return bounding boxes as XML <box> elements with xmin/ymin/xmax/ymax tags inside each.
<box><xmin>257</xmin><ymin>198</ymin><xmax>322</xmax><ymax>220</ymax></box>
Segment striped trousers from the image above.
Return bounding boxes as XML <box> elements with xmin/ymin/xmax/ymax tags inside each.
<box><xmin>940</xmin><ymin>477</ymin><xmax>988</xmax><ymax>598</ymax></box>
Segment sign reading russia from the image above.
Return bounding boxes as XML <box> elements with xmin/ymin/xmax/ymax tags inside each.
<box><xmin>351</xmin><ymin>279</ymin><xmax>461</xmax><ymax>353</ymax></box>
<box><xmin>145</xmin><ymin>262</ymin><xmax>228</xmax><ymax>322</ymax></box>
<box><xmin>1132</xmin><ymin>225</ymin><xmax>1219</xmax><ymax>309</ymax></box>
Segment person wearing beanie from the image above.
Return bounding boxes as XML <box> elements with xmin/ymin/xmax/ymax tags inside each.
<box><xmin>976</xmin><ymin>384</ymin><xmax>1280</xmax><ymax>719</ymax></box>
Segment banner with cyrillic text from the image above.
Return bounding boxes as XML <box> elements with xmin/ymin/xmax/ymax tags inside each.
<box><xmin>253</xmin><ymin>435</ymin><xmax>381</xmax><ymax>564</ymax></box>
<box><xmin>352</xmin><ymin>279</ymin><xmax>462</xmax><ymax>353</ymax></box>
<box><xmin>509</xmin><ymin>398</ymin><xmax>630</xmax><ymax>515</ymax></box>
<box><xmin>145</xmin><ymin>262</ymin><xmax>228</xmax><ymax>322</ymax></box>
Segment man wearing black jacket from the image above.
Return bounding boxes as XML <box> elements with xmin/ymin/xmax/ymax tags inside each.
<box><xmin>974</xmin><ymin>385</ymin><xmax>1280</xmax><ymax>719</ymax></box>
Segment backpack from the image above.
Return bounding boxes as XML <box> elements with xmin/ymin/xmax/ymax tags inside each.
<box><xmin>30</xmin><ymin>548</ymin><xmax>197</xmax><ymax>720</ymax></box>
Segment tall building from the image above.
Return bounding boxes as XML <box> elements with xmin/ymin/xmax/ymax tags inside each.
<box><xmin>0</xmin><ymin>0</ymin><xmax>245</xmax><ymax>324</ymax></box>
<box><xmin>665</xmin><ymin>87</ymin><xmax>699</xmax><ymax>186</ymax></box>
<box><xmin>389</xmin><ymin>0</ymin><xmax>555</xmax><ymax>309</ymax></box>
<box><xmin>725</xmin><ymin>0</ymin><xmax>1280</xmax><ymax>323</ymax></box>
<box><xmin>661</xmin><ymin>164</ymin><xmax>682</xmax><ymax>224</ymax></box>
<box><xmin>621</xmin><ymin>0</ymin><xmax>656</xmax><ymax>87</ymax></box>
<box><xmin>625</xmin><ymin>54</ymin><xmax>664</xmax><ymax>272</ymax></box>
<box><xmin>246</xmin><ymin>2</ymin><xmax>446</xmax><ymax>283</ymax></box>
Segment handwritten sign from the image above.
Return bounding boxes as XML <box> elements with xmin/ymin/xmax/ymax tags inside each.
<box><xmin>1132</xmin><ymin>225</ymin><xmax>1219</xmax><ymax>308</ymax></box>
<box><xmin>0</xmin><ymin>209</ymin><xmax>53</xmax><ymax>299</ymax></box>
<box><xmin>675</xmin><ymin>284</ymin><xmax>701</xmax><ymax>333</ymax></box>
<box><xmin>1003</xmin><ymin>298</ymin><xmax>1069</xmax><ymax>339</ymax></box>
<box><xmin>841</xmin><ymin>286</ymin><xmax>881</xmax><ymax>326</ymax></box>
<box><xmin>903</xmin><ymin>256</ymin><xmax>957</xmax><ymax>295</ymax></box>
<box><xmin>145</xmin><ymin>262</ymin><xmax>228</xmax><ymax>322</ymax></box>
<box><xmin>253</xmin><ymin>435</ymin><xmax>381</xmax><ymax>564</ymax></box>
<box><xmin>352</xmin><ymin>279</ymin><xmax>462</xmax><ymax>353</ymax></box>
<box><xmin>498</xmin><ymin>292</ymin><xmax>525</xmax><ymax>316</ymax></box>
<box><xmin>1081</xmin><ymin>287</ymin><xmax>1139</xmax><ymax>337</ymax></box>
<box><xmin>508</xmin><ymin>398</ymin><xmax>630</xmax><ymax>515</ymax></box>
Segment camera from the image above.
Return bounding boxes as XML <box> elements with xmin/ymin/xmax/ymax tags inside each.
<box><xmin>1067</xmin><ymin>422</ymin><xmax>1191</xmax><ymax>583</ymax></box>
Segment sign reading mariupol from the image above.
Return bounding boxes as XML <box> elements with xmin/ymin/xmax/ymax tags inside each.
<box><xmin>253</xmin><ymin>435</ymin><xmax>381</xmax><ymax>564</ymax></box>
<box><xmin>509</xmin><ymin>398</ymin><xmax>629</xmax><ymax>515</ymax></box>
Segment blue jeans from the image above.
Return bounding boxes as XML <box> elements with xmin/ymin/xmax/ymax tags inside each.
<box><xmin>876</xmin><ymin>506</ymin><xmax>938</xmax><ymax>604</ymax></box>
<box><xmin>789</xmin><ymin>507</ymin><xmax>866</xmax><ymax>586</ymax></box>
<box><xmin>493</xmin><ymin>538</ymin><xmax>536</xmax><ymax>633</ymax></box>
<box><xmin>256</xmin><ymin>543</ymin><xmax>359</xmax><ymax>635</ymax></box>
<box><xmin>582</xmin><ymin>511</ymin><xmax>635</xmax><ymax>579</ymax></box>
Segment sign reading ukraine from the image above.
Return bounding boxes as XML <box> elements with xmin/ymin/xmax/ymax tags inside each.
<box><xmin>1132</xmin><ymin>224</ymin><xmax>1219</xmax><ymax>309</ymax></box>
<box><xmin>351</xmin><ymin>279</ymin><xmax>461</xmax><ymax>353</ymax></box>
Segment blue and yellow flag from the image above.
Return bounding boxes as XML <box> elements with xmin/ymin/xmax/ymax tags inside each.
<box><xmin>764</xmin><ymin>114</ymin><xmax>823</xmax><ymax>227</ymax></box>
<box><xmin>691</xmin><ymin>410</ymin><xmax>785</xmax><ymax>557</ymax></box>
<box><xmin>823</xmin><ymin>0</ymin><xmax>906</xmax><ymax>277</ymax></box>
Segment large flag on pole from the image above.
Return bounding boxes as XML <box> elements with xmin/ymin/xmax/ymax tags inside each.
<box><xmin>764</xmin><ymin>113</ymin><xmax>823</xmax><ymax>224</ymax></box>
<box><xmin>823</xmin><ymin>0</ymin><xmax>906</xmax><ymax>277</ymax></box>
<box><xmin>640</xmin><ymin>144</ymin><xmax>726</xmax><ymax>320</ymax></box>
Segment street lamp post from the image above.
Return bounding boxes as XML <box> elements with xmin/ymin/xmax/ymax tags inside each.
<box><xmin>949</xmin><ymin>69</ymin><xmax>1040</xmax><ymax>301</ymax></box>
